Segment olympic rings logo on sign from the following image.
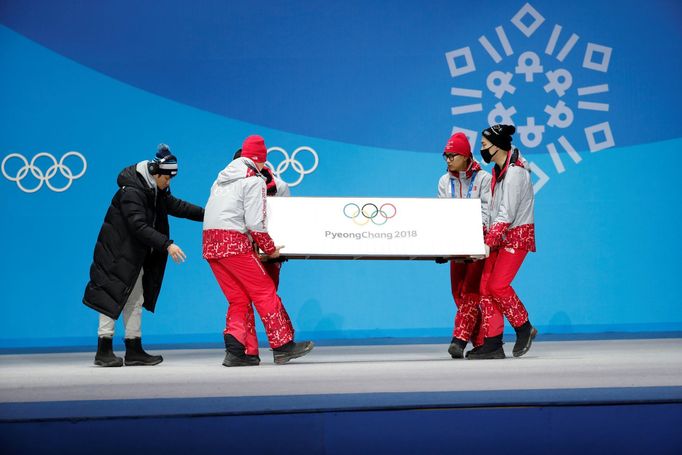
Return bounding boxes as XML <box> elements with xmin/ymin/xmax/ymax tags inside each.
<box><xmin>265</xmin><ymin>146</ymin><xmax>318</xmax><ymax>187</ymax></box>
<box><xmin>1</xmin><ymin>151</ymin><xmax>87</xmax><ymax>193</ymax></box>
<box><xmin>343</xmin><ymin>202</ymin><xmax>397</xmax><ymax>226</ymax></box>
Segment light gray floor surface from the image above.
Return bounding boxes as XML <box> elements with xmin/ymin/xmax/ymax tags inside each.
<box><xmin>1</xmin><ymin>339</ymin><xmax>681</xmax><ymax>420</ymax></box>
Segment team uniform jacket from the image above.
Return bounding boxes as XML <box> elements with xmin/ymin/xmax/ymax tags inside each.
<box><xmin>484</xmin><ymin>149</ymin><xmax>536</xmax><ymax>252</ymax></box>
<box><xmin>437</xmin><ymin>160</ymin><xmax>492</xmax><ymax>230</ymax></box>
<box><xmin>202</xmin><ymin>158</ymin><xmax>276</xmax><ymax>258</ymax></box>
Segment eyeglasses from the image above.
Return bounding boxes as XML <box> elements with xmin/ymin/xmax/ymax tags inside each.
<box><xmin>443</xmin><ymin>154</ymin><xmax>458</xmax><ymax>161</ymax></box>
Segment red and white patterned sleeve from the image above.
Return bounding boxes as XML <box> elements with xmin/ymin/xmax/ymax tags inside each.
<box><xmin>484</xmin><ymin>222</ymin><xmax>510</xmax><ymax>248</ymax></box>
<box><xmin>249</xmin><ymin>231</ymin><xmax>276</xmax><ymax>255</ymax></box>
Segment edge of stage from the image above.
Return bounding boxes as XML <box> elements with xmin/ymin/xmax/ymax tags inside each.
<box><xmin>1</xmin><ymin>338</ymin><xmax>681</xmax><ymax>454</ymax></box>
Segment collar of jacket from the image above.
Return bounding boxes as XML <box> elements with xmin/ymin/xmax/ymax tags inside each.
<box><xmin>493</xmin><ymin>149</ymin><xmax>520</xmax><ymax>182</ymax></box>
<box><xmin>449</xmin><ymin>159</ymin><xmax>481</xmax><ymax>179</ymax></box>
<box><xmin>243</xmin><ymin>159</ymin><xmax>264</xmax><ymax>179</ymax></box>
<box><xmin>491</xmin><ymin>149</ymin><xmax>521</xmax><ymax>195</ymax></box>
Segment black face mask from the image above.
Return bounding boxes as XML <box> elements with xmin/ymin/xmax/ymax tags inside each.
<box><xmin>480</xmin><ymin>146</ymin><xmax>497</xmax><ymax>164</ymax></box>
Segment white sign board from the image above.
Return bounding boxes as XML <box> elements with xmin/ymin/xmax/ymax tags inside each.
<box><xmin>266</xmin><ymin>197</ymin><xmax>485</xmax><ymax>260</ymax></box>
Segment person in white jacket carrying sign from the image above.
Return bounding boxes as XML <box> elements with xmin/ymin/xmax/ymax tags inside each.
<box><xmin>228</xmin><ymin>146</ymin><xmax>291</xmax><ymax>357</ymax></box>
<box><xmin>202</xmin><ymin>135</ymin><xmax>314</xmax><ymax>367</ymax></box>
<box><xmin>468</xmin><ymin>124</ymin><xmax>537</xmax><ymax>360</ymax></box>
<box><xmin>437</xmin><ymin>132</ymin><xmax>492</xmax><ymax>359</ymax></box>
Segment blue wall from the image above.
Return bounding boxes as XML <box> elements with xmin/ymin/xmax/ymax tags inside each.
<box><xmin>1</xmin><ymin>1</ymin><xmax>681</xmax><ymax>347</ymax></box>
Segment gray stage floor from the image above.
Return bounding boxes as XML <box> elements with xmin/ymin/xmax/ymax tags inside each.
<box><xmin>1</xmin><ymin>339</ymin><xmax>681</xmax><ymax>419</ymax></box>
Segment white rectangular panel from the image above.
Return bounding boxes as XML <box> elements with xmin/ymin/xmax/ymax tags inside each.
<box><xmin>266</xmin><ymin>197</ymin><xmax>485</xmax><ymax>260</ymax></box>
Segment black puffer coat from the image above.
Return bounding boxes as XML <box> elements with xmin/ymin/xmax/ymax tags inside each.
<box><xmin>83</xmin><ymin>164</ymin><xmax>204</xmax><ymax>319</ymax></box>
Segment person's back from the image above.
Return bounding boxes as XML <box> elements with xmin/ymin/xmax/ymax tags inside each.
<box><xmin>202</xmin><ymin>135</ymin><xmax>314</xmax><ymax>367</ymax></box>
<box><xmin>203</xmin><ymin>157</ymin><xmax>270</xmax><ymax>258</ymax></box>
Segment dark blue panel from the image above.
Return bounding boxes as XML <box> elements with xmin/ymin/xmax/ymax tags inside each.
<box><xmin>1</xmin><ymin>0</ymin><xmax>681</xmax><ymax>152</ymax></box>
<box><xmin>1</xmin><ymin>404</ymin><xmax>681</xmax><ymax>454</ymax></box>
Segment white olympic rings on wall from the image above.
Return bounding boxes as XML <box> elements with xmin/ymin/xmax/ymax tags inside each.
<box><xmin>265</xmin><ymin>146</ymin><xmax>318</xmax><ymax>187</ymax></box>
<box><xmin>1</xmin><ymin>151</ymin><xmax>87</xmax><ymax>193</ymax></box>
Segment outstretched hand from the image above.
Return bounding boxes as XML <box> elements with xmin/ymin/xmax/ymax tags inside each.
<box><xmin>267</xmin><ymin>245</ymin><xmax>285</xmax><ymax>260</ymax></box>
<box><xmin>168</xmin><ymin>243</ymin><xmax>186</xmax><ymax>263</ymax></box>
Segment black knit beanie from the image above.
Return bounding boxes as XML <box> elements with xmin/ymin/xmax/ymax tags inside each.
<box><xmin>482</xmin><ymin>124</ymin><xmax>515</xmax><ymax>151</ymax></box>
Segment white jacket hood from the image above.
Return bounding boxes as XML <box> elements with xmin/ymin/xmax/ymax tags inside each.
<box><xmin>215</xmin><ymin>158</ymin><xmax>262</xmax><ymax>185</ymax></box>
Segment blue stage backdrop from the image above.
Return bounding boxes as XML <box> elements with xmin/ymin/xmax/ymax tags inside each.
<box><xmin>1</xmin><ymin>1</ymin><xmax>681</xmax><ymax>348</ymax></box>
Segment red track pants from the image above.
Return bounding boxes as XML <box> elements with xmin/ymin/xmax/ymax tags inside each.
<box><xmin>479</xmin><ymin>247</ymin><xmax>529</xmax><ymax>338</ymax></box>
<box><xmin>208</xmin><ymin>254</ymin><xmax>292</xmax><ymax>355</ymax></box>
<box><xmin>450</xmin><ymin>260</ymin><xmax>485</xmax><ymax>346</ymax></box>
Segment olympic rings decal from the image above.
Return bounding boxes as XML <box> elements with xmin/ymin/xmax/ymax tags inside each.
<box><xmin>343</xmin><ymin>202</ymin><xmax>397</xmax><ymax>226</ymax></box>
<box><xmin>265</xmin><ymin>146</ymin><xmax>318</xmax><ymax>187</ymax></box>
<box><xmin>1</xmin><ymin>151</ymin><xmax>87</xmax><ymax>193</ymax></box>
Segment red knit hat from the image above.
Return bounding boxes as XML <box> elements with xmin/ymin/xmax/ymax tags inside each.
<box><xmin>241</xmin><ymin>135</ymin><xmax>267</xmax><ymax>163</ymax></box>
<box><xmin>443</xmin><ymin>132</ymin><xmax>472</xmax><ymax>157</ymax></box>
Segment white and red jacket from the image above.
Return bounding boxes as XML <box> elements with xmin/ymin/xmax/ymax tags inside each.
<box><xmin>484</xmin><ymin>149</ymin><xmax>536</xmax><ymax>252</ymax></box>
<box><xmin>437</xmin><ymin>160</ymin><xmax>492</xmax><ymax>230</ymax></box>
<box><xmin>202</xmin><ymin>158</ymin><xmax>276</xmax><ymax>258</ymax></box>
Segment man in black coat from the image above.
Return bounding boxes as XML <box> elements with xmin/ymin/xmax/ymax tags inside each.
<box><xmin>83</xmin><ymin>144</ymin><xmax>204</xmax><ymax>367</ymax></box>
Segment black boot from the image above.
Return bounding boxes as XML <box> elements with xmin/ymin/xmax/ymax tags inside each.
<box><xmin>448</xmin><ymin>337</ymin><xmax>467</xmax><ymax>359</ymax></box>
<box><xmin>223</xmin><ymin>334</ymin><xmax>260</xmax><ymax>367</ymax></box>
<box><xmin>94</xmin><ymin>336</ymin><xmax>123</xmax><ymax>367</ymax></box>
<box><xmin>124</xmin><ymin>338</ymin><xmax>163</xmax><ymax>366</ymax></box>
<box><xmin>273</xmin><ymin>340</ymin><xmax>314</xmax><ymax>365</ymax></box>
<box><xmin>467</xmin><ymin>335</ymin><xmax>505</xmax><ymax>360</ymax></box>
<box><xmin>465</xmin><ymin>345</ymin><xmax>480</xmax><ymax>358</ymax></box>
<box><xmin>513</xmin><ymin>321</ymin><xmax>537</xmax><ymax>357</ymax></box>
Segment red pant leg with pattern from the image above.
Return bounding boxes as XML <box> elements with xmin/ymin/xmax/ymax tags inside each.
<box><xmin>479</xmin><ymin>248</ymin><xmax>529</xmax><ymax>338</ymax></box>
<box><xmin>238</xmin><ymin>261</ymin><xmax>283</xmax><ymax>354</ymax></box>
<box><xmin>208</xmin><ymin>258</ymin><xmax>260</xmax><ymax>355</ymax></box>
<box><xmin>208</xmin><ymin>253</ymin><xmax>294</xmax><ymax>353</ymax></box>
<box><xmin>450</xmin><ymin>260</ymin><xmax>485</xmax><ymax>345</ymax></box>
